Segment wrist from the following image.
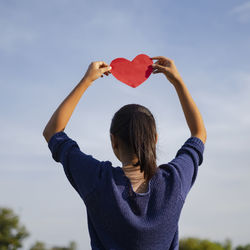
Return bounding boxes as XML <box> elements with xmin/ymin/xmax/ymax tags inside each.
<box><xmin>80</xmin><ymin>76</ymin><xmax>94</xmax><ymax>86</ymax></box>
<box><xmin>170</xmin><ymin>75</ymin><xmax>184</xmax><ymax>87</ymax></box>
<box><xmin>163</xmin><ymin>72</ymin><xmax>183</xmax><ymax>86</ymax></box>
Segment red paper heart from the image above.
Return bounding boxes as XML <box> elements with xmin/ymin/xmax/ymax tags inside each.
<box><xmin>110</xmin><ymin>54</ymin><xmax>153</xmax><ymax>88</ymax></box>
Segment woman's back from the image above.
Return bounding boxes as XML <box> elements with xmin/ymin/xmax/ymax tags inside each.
<box><xmin>48</xmin><ymin>132</ymin><xmax>204</xmax><ymax>250</ymax></box>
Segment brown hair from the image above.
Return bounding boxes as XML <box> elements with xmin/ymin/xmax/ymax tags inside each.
<box><xmin>110</xmin><ymin>104</ymin><xmax>157</xmax><ymax>182</ymax></box>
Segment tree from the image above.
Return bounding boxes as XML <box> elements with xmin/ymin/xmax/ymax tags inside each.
<box><xmin>222</xmin><ymin>239</ymin><xmax>232</xmax><ymax>250</ymax></box>
<box><xmin>179</xmin><ymin>237</ymin><xmax>226</xmax><ymax>250</ymax></box>
<box><xmin>29</xmin><ymin>241</ymin><xmax>77</xmax><ymax>250</ymax></box>
<box><xmin>235</xmin><ymin>245</ymin><xmax>250</xmax><ymax>250</ymax></box>
<box><xmin>30</xmin><ymin>241</ymin><xmax>47</xmax><ymax>250</ymax></box>
<box><xmin>0</xmin><ymin>207</ymin><xmax>29</xmax><ymax>250</ymax></box>
<box><xmin>0</xmin><ymin>207</ymin><xmax>77</xmax><ymax>250</ymax></box>
<box><xmin>50</xmin><ymin>241</ymin><xmax>77</xmax><ymax>250</ymax></box>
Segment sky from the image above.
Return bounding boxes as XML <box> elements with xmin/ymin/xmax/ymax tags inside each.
<box><xmin>0</xmin><ymin>0</ymin><xmax>250</xmax><ymax>249</ymax></box>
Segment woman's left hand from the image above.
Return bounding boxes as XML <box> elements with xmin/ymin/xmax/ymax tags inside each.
<box><xmin>84</xmin><ymin>61</ymin><xmax>112</xmax><ymax>82</ymax></box>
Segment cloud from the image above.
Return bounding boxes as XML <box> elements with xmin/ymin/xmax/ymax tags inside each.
<box><xmin>0</xmin><ymin>5</ymin><xmax>38</xmax><ymax>53</ymax></box>
<box><xmin>0</xmin><ymin>25</ymin><xmax>37</xmax><ymax>52</ymax></box>
<box><xmin>229</xmin><ymin>1</ymin><xmax>250</xmax><ymax>23</ymax></box>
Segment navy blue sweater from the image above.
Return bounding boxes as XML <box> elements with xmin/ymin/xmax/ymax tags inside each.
<box><xmin>48</xmin><ymin>132</ymin><xmax>204</xmax><ymax>250</ymax></box>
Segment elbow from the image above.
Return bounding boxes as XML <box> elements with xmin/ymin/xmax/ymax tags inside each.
<box><xmin>202</xmin><ymin>130</ymin><xmax>207</xmax><ymax>144</ymax></box>
<box><xmin>42</xmin><ymin>126</ymin><xmax>64</xmax><ymax>143</ymax></box>
<box><xmin>43</xmin><ymin>128</ymin><xmax>49</xmax><ymax>142</ymax></box>
<box><xmin>43</xmin><ymin>124</ymin><xmax>53</xmax><ymax>143</ymax></box>
<box><xmin>202</xmin><ymin>126</ymin><xmax>207</xmax><ymax>144</ymax></box>
<box><xmin>42</xmin><ymin>128</ymin><xmax>47</xmax><ymax>138</ymax></box>
<box><xmin>192</xmin><ymin>128</ymin><xmax>207</xmax><ymax>144</ymax></box>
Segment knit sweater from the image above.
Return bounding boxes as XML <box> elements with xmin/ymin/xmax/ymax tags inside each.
<box><xmin>48</xmin><ymin>131</ymin><xmax>204</xmax><ymax>250</ymax></box>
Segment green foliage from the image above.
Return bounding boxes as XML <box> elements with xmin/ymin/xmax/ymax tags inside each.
<box><xmin>179</xmin><ymin>237</ymin><xmax>228</xmax><ymax>250</ymax></box>
<box><xmin>30</xmin><ymin>241</ymin><xmax>47</xmax><ymax>250</ymax></box>
<box><xmin>50</xmin><ymin>241</ymin><xmax>76</xmax><ymax>250</ymax></box>
<box><xmin>179</xmin><ymin>237</ymin><xmax>235</xmax><ymax>250</ymax></box>
<box><xmin>235</xmin><ymin>244</ymin><xmax>250</xmax><ymax>250</ymax></box>
<box><xmin>0</xmin><ymin>207</ymin><xmax>29</xmax><ymax>250</ymax></box>
<box><xmin>223</xmin><ymin>239</ymin><xmax>233</xmax><ymax>250</ymax></box>
<box><xmin>29</xmin><ymin>241</ymin><xmax>77</xmax><ymax>250</ymax></box>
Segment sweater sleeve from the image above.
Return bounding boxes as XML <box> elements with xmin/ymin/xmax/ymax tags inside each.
<box><xmin>167</xmin><ymin>137</ymin><xmax>205</xmax><ymax>201</ymax></box>
<box><xmin>48</xmin><ymin>131</ymin><xmax>106</xmax><ymax>202</ymax></box>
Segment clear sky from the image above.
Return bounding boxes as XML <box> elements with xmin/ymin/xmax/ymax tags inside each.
<box><xmin>1</xmin><ymin>0</ymin><xmax>250</xmax><ymax>249</ymax></box>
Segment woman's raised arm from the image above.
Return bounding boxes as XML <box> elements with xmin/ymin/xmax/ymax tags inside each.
<box><xmin>151</xmin><ymin>56</ymin><xmax>207</xmax><ymax>144</ymax></box>
<box><xmin>43</xmin><ymin>61</ymin><xmax>111</xmax><ymax>143</ymax></box>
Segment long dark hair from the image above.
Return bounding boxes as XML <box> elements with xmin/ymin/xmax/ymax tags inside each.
<box><xmin>110</xmin><ymin>104</ymin><xmax>157</xmax><ymax>182</ymax></box>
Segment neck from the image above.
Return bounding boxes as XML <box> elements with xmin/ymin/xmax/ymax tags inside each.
<box><xmin>122</xmin><ymin>164</ymin><xmax>146</xmax><ymax>184</ymax></box>
<box><xmin>119</xmin><ymin>151</ymin><xmax>146</xmax><ymax>183</ymax></box>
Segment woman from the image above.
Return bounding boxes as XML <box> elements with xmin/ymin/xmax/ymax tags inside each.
<box><xmin>43</xmin><ymin>56</ymin><xmax>207</xmax><ymax>250</ymax></box>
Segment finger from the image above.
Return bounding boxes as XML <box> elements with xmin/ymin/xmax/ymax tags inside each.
<box><xmin>100</xmin><ymin>66</ymin><xmax>112</xmax><ymax>74</ymax></box>
<box><xmin>96</xmin><ymin>61</ymin><xmax>109</xmax><ymax>68</ymax></box>
<box><xmin>152</xmin><ymin>63</ymin><xmax>165</xmax><ymax>70</ymax></box>
<box><xmin>151</xmin><ymin>56</ymin><xmax>173</xmax><ymax>63</ymax></box>
<box><xmin>92</xmin><ymin>61</ymin><xmax>108</xmax><ymax>69</ymax></box>
<box><xmin>152</xmin><ymin>70</ymin><xmax>162</xmax><ymax>74</ymax></box>
<box><xmin>151</xmin><ymin>56</ymin><xmax>164</xmax><ymax>60</ymax></box>
<box><xmin>152</xmin><ymin>67</ymin><xmax>159</xmax><ymax>72</ymax></box>
<box><xmin>153</xmin><ymin>68</ymin><xmax>165</xmax><ymax>74</ymax></box>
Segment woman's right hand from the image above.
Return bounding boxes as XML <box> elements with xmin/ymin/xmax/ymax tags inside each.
<box><xmin>151</xmin><ymin>56</ymin><xmax>182</xmax><ymax>84</ymax></box>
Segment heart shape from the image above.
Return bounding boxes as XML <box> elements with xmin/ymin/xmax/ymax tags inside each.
<box><xmin>110</xmin><ymin>54</ymin><xmax>153</xmax><ymax>88</ymax></box>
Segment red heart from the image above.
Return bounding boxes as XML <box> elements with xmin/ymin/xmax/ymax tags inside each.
<box><xmin>110</xmin><ymin>54</ymin><xmax>153</xmax><ymax>88</ymax></box>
